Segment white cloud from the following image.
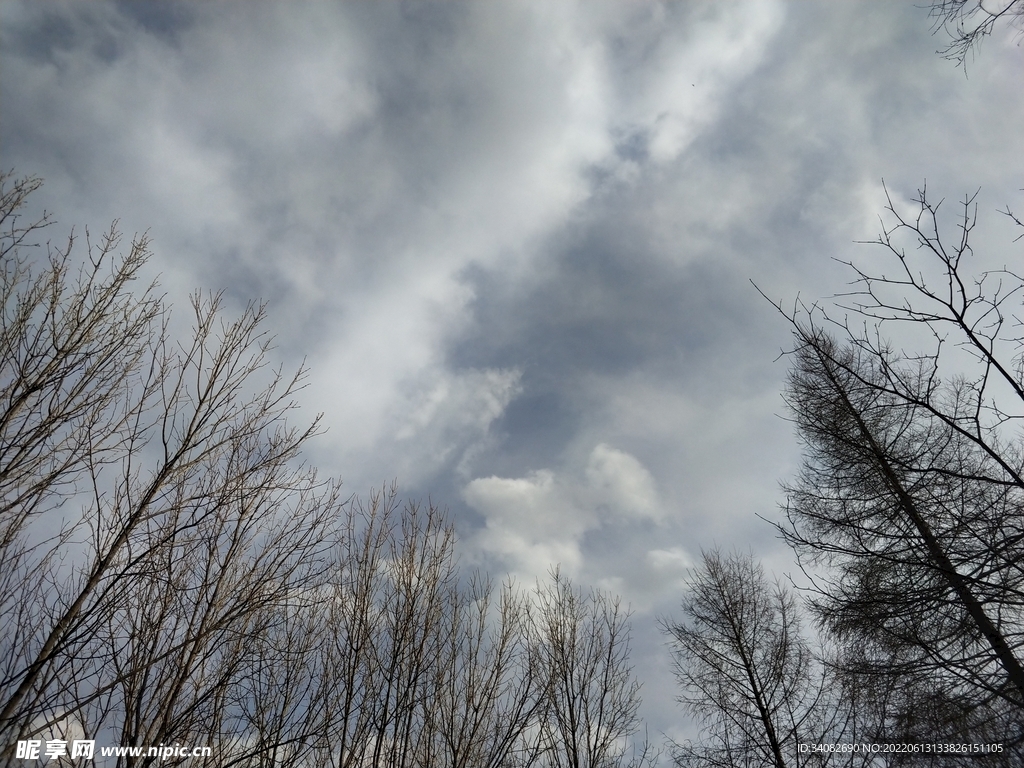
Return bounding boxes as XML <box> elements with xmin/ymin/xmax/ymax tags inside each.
<box><xmin>647</xmin><ymin>546</ymin><xmax>694</xmax><ymax>573</ymax></box>
<box><xmin>464</xmin><ymin>468</ymin><xmax>586</xmax><ymax>577</ymax></box>
<box><xmin>462</xmin><ymin>443</ymin><xmax>667</xmax><ymax>583</ymax></box>
<box><xmin>585</xmin><ymin>442</ymin><xmax>661</xmax><ymax>520</ymax></box>
<box><xmin>616</xmin><ymin>0</ymin><xmax>785</xmax><ymax>165</ymax></box>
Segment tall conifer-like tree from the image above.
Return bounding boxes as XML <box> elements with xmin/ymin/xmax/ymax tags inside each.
<box><xmin>773</xmin><ymin>185</ymin><xmax>1024</xmax><ymax>755</ymax></box>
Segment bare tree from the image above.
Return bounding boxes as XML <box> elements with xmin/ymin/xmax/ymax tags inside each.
<box><xmin>927</xmin><ymin>0</ymin><xmax>1024</xmax><ymax>68</ymax></box>
<box><xmin>0</xmin><ymin>175</ymin><xmax>160</xmax><ymax>537</ymax></box>
<box><xmin>530</xmin><ymin>569</ymin><xmax>652</xmax><ymax>768</ymax></box>
<box><xmin>1</xmin><ymin>171</ymin><xmax>163</xmax><ymax>744</ymax></box>
<box><xmin>363</xmin><ymin>497</ymin><xmax>459</xmax><ymax>768</ymax></box>
<box><xmin>217</xmin><ymin>581</ymin><xmax>328</xmax><ymax>768</ymax></box>
<box><xmin>0</xmin><ymin>173</ymin><xmax>653</xmax><ymax>767</ymax></box>
<box><xmin>0</xmin><ymin>173</ymin><xmax>342</xmax><ymax>764</ymax></box>
<box><xmin>662</xmin><ymin>550</ymin><xmax>860</xmax><ymax>768</ymax></box>
<box><xmin>768</xmin><ymin>184</ymin><xmax>1024</xmax><ymax>755</ymax></box>
<box><xmin>422</xmin><ymin>574</ymin><xmax>545</xmax><ymax>768</ymax></box>
<box><xmin>0</xmin><ymin>174</ymin><xmax>163</xmax><ymax>735</ymax></box>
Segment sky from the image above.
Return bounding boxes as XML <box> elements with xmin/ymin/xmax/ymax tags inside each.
<box><xmin>2</xmin><ymin>0</ymin><xmax>1023</xmax><ymax>748</ymax></box>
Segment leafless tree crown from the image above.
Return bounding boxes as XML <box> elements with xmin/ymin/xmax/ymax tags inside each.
<box><xmin>0</xmin><ymin>172</ymin><xmax>650</xmax><ymax>768</ymax></box>
<box><xmin>928</xmin><ymin>0</ymin><xmax>1024</xmax><ymax>68</ymax></box>
<box><xmin>767</xmin><ymin>185</ymin><xmax>1024</xmax><ymax>759</ymax></box>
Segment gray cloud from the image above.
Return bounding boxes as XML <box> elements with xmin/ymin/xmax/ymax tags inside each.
<box><xmin>3</xmin><ymin>0</ymin><xmax>1023</xmax><ymax>744</ymax></box>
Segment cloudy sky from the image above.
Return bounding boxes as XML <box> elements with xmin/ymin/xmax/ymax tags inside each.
<box><xmin>2</xmin><ymin>0</ymin><xmax>1023</xmax><ymax>744</ymax></box>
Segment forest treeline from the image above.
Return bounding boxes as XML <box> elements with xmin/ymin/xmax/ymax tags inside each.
<box><xmin>4</xmin><ymin>6</ymin><xmax>1024</xmax><ymax>764</ymax></box>
<box><xmin>4</xmin><ymin>173</ymin><xmax>1023</xmax><ymax>768</ymax></box>
<box><xmin>0</xmin><ymin>173</ymin><xmax>651</xmax><ymax>768</ymax></box>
